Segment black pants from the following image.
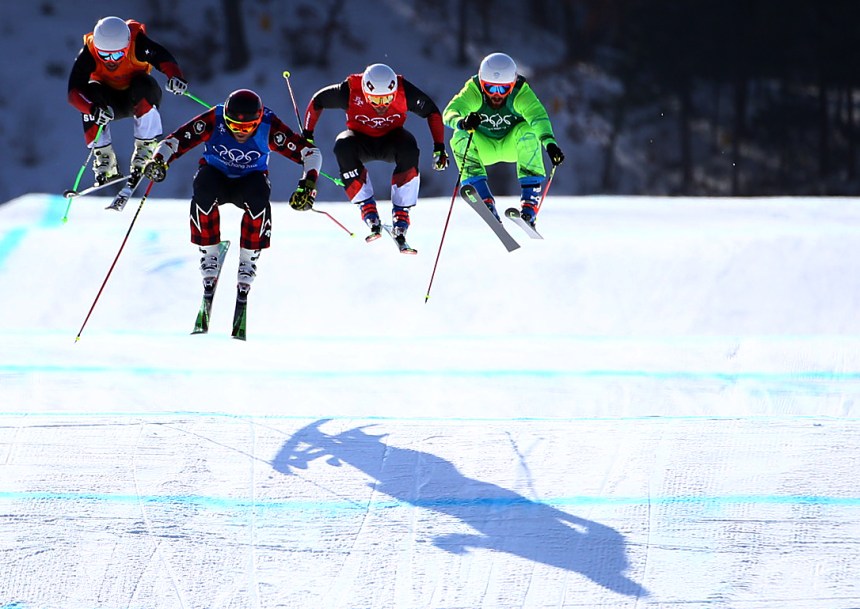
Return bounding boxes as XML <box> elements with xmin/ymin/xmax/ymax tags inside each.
<box><xmin>189</xmin><ymin>164</ymin><xmax>272</xmax><ymax>249</ymax></box>
<box><xmin>81</xmin><ymin>73</ymin><xmax>163</xmax><ymax>142</ymax></box>
<box><xmin>333</xmin><ymin>128</ymin><xmax>420</xmax><ymax>200</ymax></box>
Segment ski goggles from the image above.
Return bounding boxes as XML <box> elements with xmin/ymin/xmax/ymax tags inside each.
<box><xmin>225</xmin><ymin>116</ymin><xmax>261</xmax><ymax>134</ymax></box>
<box><xmin>97</xmin><ymin>49</ymin><xmax>126</xmax><ymax>61</ymax></box>
<box><xmin>366</xmin><ymin>93</ymin><xmax>395</xmax><ymax>108</ymax></box>
<box><xmin>481</xmin><ymin>82</ymin><xmax>513</xmax><ymax>96</ymax></box>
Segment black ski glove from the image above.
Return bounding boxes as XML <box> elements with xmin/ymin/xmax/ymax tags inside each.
<box><xmin>166</xmin><ymin>76</ymin><xmax>188</xmax><ymax>95</ymax></box>
<box><xmin>290</xmin><ymin>177</ymin><xmax>316</xmax><ymax>211</ymax></box>
<box><xmin>457</xmin><ymin>112</ymin><xmax>481</xmax><ymax>131</ymax></box>
<box><xmin>143</xmin><ymin>156</ymin><xmax>168</xmax><ymax>182</ymax></box>
<box><xmin>432</xmin><ymin>143</ymin><xmax>449</xmax><ymax>171</ymax></box>
<box><xmin>92</xmin><ymin>104</ymin><xmax>115</xmax><ymax>126</ymax></box>
<box><xmin>546</xmin><ymin>142</ymin><xmax>565</xmax><ymax>167</ymax></box>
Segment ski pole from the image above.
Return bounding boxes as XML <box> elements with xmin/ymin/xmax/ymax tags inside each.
<box><xmin>281</xmin><ymin>70</ymin><xmax>304</xmax><ymax>128</ymax></box>
<box><xmin>311</xmin><ymin>208</ymin><xmax>354</xmax><ymax>236</ymax></box>
<box><xmin>62</xmin><ymin>124</ymin><xmax>105</xmax><ymax>223</ymax></box>
<box><xmin>425</xmin><ymin>130</ymin><xmax>474</xmax><ymax>303</ymax></box>
<box><xmin>183</xmin><ymin>90</ymin><xmax>211</xmax><ymax>109</ymax></box>
<box><xmin>536</xmin><ymin>165</ymin><xmax>557</xmax><ymax>214</ymax></box>
<box><xmin>75</xmin><ymin>180</ymin><xmax>155</xmax><ymax>342</ymax></box>
<box><xmin>282</xmin><ymin>69</ymin><xmax>354</xmax><ymax>236</ymax></box>
<box><xmin>281</xmin><ymin>70</ymin><xmax>345</xmax><ymax>187</ymax></box>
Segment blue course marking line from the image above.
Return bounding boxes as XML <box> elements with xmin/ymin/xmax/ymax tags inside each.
<box><xmin>0</xmin><ymin>228</ymin><xmax>26</xmax><ymax>271</ymax></box>
<box><xmin>2</xmin><ymin>412</ymin><xmax>860</xmax><ymax>423</ymax></box>
<box><xmin>1</xmin><ymin>363</ymin><xmax>860</xmax><ymax>382</ymax></box>
<box><xmin>44</xmin><ymin>195</ymin><xmax>68</xmax><ymax>227</ymax></box>
<box><xmin>0</xmin><ymin>490</ymin><xmax>858</xmax><ymax>510</ymax></box>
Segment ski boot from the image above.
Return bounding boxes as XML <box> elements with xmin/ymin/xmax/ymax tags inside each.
<box><xmin>484</xmin><ymin>197</ymin><xmax>501</xmax><ymax>222</ymax></box>
<box><xmin>520</xmin><ymin>199</ymin><xmax>538</xmax><ymax>229</ymax></box>
<box><xmin>360</xmin><ymin>198</ymin><xmax>382</xmax><ymax>240</ymax></box>
<box><xmin>199</xmin><ymin>244</ymin><xmax>223</xmax><ymax>296</ymax></box>
<box><xmin>129</xmin><ymin>138</ymin><xmax>158</xmax><ymax>189</ymax></box>
<box><xmin>392</xmin><ymin>205</ymin><xmax>411</xmax><ymax>238</ymax></box>
<box><xmin>238</xmin><ymin>247</ymin><xmax>260</xmax><ymax>288</ymax></box>
<box><xmin>93</xmin><ymin>144</ymin><xmax>122</xmax><ymax>187</ymax></box>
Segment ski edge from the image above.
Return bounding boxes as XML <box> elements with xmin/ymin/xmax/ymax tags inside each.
<box><xmin>191</xmin><ymin>240</ymin><xmax>232</xmax><ymax>335</ymax></box>
<box><xmin>459</xmin><ymin>185</ymin><xmax>521</xmax><ymax>252</ymax></box>
<box><xmin>381</xmin><ymin>224</ymin><xmax>417</xmax><ymax>255</ymax></box>
<box><xmin>105</xmin><ymin>176</ymin><xmax>144</xmax><ymax>211</ymax></box>
<box><xmin>504</xmin><ymin>208</ymin><xmax>544</xmax><ymax>239</ymax></box>
<box><xmin>64</xmin><ymin>175</ymin><xmax>129</xmax><ymax>199</ymax></box>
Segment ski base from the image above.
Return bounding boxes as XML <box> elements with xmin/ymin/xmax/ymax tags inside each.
<box><xmin>191</xmin><ymin>296</ymin><xmax>214</xmax><ymax>334</ymax></box>
<box><xmin>64</xmin><ymin>175</ymin><xmax>128</xmax><ymax>199</ymax></box>
<box><xmin>106</xmin><ymin>175</ymin><xmax>143</xmax><ymax>211</ymax></box>
<box><xmin>191</xmin><ymin>241</ymin><xmax>231</xmax><ymax>335</ymax></box>
<box><xmin>459</xmin><ymin>185</ymin><xmax>520</xmax><ymax>252</ymax></box>
<box><xmin>382</xmin><ymin>224</ymin><xmax>417</xmax><ymax>255</ymax></box>
<box><xmin>231</xmin><ymin>291</ymin><xmax>248</xmax><ymax>341</ymax></box>
<box><xmin>504</xmin><ymin>208</ymin><xmax>543</xmax><ymax>239</ymax></box>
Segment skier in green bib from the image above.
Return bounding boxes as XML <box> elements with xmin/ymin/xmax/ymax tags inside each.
<box><xmin>443</xmin><ymin>52</ymin><xmax>564</xmax><ymax>229</ymax></box>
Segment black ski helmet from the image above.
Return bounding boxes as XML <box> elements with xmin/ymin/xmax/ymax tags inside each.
<box><xmin>224</xmin><ymin>89</ymin><xmax>263</xmax><ymax>130</ymax></box>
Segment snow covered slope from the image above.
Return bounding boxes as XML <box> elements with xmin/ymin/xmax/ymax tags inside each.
<box><xmin>1</xmin><ymin>192</ymin><xmax>860</xmax><ymax>607</ymax></box>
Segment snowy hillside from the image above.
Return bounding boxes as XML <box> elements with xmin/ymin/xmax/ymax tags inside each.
<box><xmin>3</xmin><ymin>0</ymin><xmax>599</xmax><ymax>203</ymax></box>
<box><xmin>2</xmin><ymin>190</ymin><xmax>860</xmax><ymax>607</ymax></box>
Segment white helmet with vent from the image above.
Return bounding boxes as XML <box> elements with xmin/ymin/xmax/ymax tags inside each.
<box><xmin>361</xmin><ymin>64</ymin><xmax>398</xmax><ymax>96</ymax></box>
<box><xmin>479</xmin><ymin>52</ymin><xmax>517</xmax><ymax>84</ymax></box>
<box><xmin>93</xmin><ymin>16</ymin><xmax>130</xmax><ymax>51</ymax></box>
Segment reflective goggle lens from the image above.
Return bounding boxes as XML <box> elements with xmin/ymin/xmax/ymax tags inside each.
<box><xmin>481</xmin><ymin>82</ymin><xmax>513</xmax><ymax>96</ymax></box>
<box><xmin>367</xmin><ymin>93</ymin><xmax>394</xmax><ymax>108</ymax></box>
<box><xmin>225</xmin><ymin>116</ymin><xmax>260</xmax><ymax>134</ymax></box>
<box><xmin>97</xmin><ymin>50</ymin><xmax>126</xmax><ymax>61</ymax></box>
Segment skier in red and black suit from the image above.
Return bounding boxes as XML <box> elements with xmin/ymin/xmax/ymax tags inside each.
<box><xmin>67</xmin><ymin>16</ymin><xmax>187</xmax><ymax>188</ymax></box>
<box><xmin>141</xmin><ymin>89</ymin><xmax>321</xmax><ymax>302</ymax></box>
<box><xmin>302</xmin><ymin>63</ymin><xmax>448</xmax><ymax>240</ymax></box>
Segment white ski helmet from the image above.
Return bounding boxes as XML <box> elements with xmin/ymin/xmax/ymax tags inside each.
<box><xmin>479</xmin><ymin>52</ymin><xmax>517</xmax><ymax>84</ymax></box>
<box><xmin>93</xmin><ymin>16</ymin><xmax>130</xmax><ymax>52</ymax></box>
<box><xmin>362</xmin><ymin>63</ymin><xmax>398</xmax><ymax>97</ymax></box>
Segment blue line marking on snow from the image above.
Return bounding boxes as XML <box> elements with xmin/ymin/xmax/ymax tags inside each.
<box><xmin>0</xmin><ymin>228</ymin><xmax>26</xmax><ymax>271</ymax></box>
<box><xmin>44</xmin><ymin>195</ymin><xmax>68</xmax><ymax>227</ymax></box>
<box><xmin>2</xmin><ymin>412</ymin><xmax>860</xmax><ymax>423</ymax></box>
<box><xmin>0</xmin><ymin>490</ymin><xmax>857</xmax><ymax>510</ymax></box>
<box><xmin>1</xmin><ymin>363</ymin><xmax>860</xmax><ymax>382</ymax></box>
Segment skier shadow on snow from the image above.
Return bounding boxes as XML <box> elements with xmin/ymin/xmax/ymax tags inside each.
<box><xmin>271</xmin><ymin>419</ymin><xmax>648</xmax><ymax>598</ymax></box>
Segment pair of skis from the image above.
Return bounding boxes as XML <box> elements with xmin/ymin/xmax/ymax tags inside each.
<box><xmin>458</xmin><ymin>184</ymin><xmax>543</xmax><ymax>251</ymax></box>
<box><xmin>191</xmin><ymin>241</ymin><xmax>248</xmax><ymax>340</ymax></box>
<box><xmin>361</xmin><ymin>184</ymin><xmax>542</xmax><ymax>254</ymax></box>
<box><xmin>365</xmin><ymin>224</ymin><xmax>417</xmax><ymax>255</ymax></box>
<box><xmin>63</xmin><ymin>174</ymin><xmax>144</xmax><ymax>212</ymax></box>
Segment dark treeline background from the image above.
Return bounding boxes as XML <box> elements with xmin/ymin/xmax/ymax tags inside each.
<box><xmin>520</xmin><ymin>0</ymin><xmax>860</xmax><ymax>195</ymax></box>
<box><xmin>76</xmin><ymin>1</ymin><xmax>860</xmax><ymax>197</ymax></box>
<box><xmin>605</xmin><ymin>0</ymin><xmax>860</xmax><ymax>195</ymax></box>
<box><xmin>526</xmin><ymin>0</ymin><xmax>860</xmax><ymax>195</ymax></box>
<box><xmin>11</xmin><ymin>0</ymin><xmax>860</xmax><ymax>201</ymax></box>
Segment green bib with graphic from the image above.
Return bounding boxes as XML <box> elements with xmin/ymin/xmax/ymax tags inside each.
<box><xmin>472</xmin><ymin>76</ymin><xmax>525</xmax><ymax>139</ymax></box>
